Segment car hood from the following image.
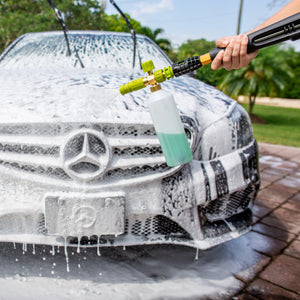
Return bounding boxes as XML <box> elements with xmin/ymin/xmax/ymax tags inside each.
<box><xmin>0</xmin><ymin>68</ymin><xmax>235</xmax><ymax>129</ymax></box>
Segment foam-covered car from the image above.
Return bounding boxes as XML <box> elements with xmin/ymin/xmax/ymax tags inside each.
<box><xmin>0</xmin><ymin>31</ymin><xmax>259</xmax><ymax>249</ymax></box>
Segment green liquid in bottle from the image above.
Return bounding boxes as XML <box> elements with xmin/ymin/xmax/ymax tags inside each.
<box><xmin>156</xmin><ymin>132</ymin><xmax>193</xmax><ymax>167</ymax></box>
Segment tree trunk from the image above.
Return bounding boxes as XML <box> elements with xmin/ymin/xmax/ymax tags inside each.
<box><xmin>249</xmin><ymin>95</ymin><xmax>256</xmax><ymax>114</ymax></box>
<box><xmin>237</xmin><ymin>0</ymin><xmax>244</xmax><ymax>34</ymax></box>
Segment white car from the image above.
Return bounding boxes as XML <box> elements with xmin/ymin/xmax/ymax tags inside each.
<box><xmin>0</xmin><ymin>31</ymin><xmax>259</xmax><ymax>250</ymax></box>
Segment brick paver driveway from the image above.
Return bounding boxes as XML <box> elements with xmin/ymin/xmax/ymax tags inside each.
<box><xmin>234</xmin><ymin>143</ymin><xmax>300</xmax><ymax>299</ymax></box>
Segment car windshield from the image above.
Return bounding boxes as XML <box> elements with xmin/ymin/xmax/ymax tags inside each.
<box><xmin>0</xmin><ymin>31</ymin><xmax>170</xmax><ymax>71</ymax></box>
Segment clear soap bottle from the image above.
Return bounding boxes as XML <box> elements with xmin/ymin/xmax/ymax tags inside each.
<box><xmin>147</xmin><ymin>85</ymin><xmax>193</xmax><ymax>167</ymax></box>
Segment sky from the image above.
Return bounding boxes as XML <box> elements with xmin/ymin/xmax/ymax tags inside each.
<box><xmin>105</xmin><ymin>0</ymin><xmax>300</xmax><ymax>50</ymax></box>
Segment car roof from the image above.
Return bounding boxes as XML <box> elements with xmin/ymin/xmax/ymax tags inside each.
<box><xmin>21</xmin><ymin>30</ymin><xmax>148</xmax><ymax>39</ymax></box>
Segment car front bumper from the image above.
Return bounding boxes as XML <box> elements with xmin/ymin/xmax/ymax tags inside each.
<box><xmin>0</xmin><ymin>141</ymin><xmax>259</xmax><ymax>250</ymax></box>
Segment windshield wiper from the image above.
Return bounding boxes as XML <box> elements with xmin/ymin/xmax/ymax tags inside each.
<box><xmin>109</xmin><ymin>0</ymin><xmax>137</xmax><ymax>69</ymax></box>
<box><xmin>47</xmin><ymin>0</ymin><xmax>84</xmax><ymax>68</ymax></box>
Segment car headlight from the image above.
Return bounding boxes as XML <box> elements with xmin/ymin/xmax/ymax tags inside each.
<box><xmin>180</xmin><ymin>115</ymin><xmax>200</xmax><ymax>154</ymax></box>
<box><xmin>197</xmin><ymin>104</ymin><xmax>254</xmax><ymax>161</ymax></box>
<box><xmin>229</xmin><ymin>104</ymin><xmax>254</xmax><ymax>150</ymax></box>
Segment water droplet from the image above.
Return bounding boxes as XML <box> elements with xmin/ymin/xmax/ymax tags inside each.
<box><xmin>64</xmin><ymin>237</ymin><xmax>70</xmax><ymax>273</ymax></box>
<box><xmin>22</xmin><ymin>243</ymin><xmax>27</xmax><ymax>253</ymax></box>
<box><xmin>97</xmin><ymin>236</ymin><xmax>101</xmax><ymax>256</ymax></box>
<box><xmin>195</xmin><ymin>248</ymin><xmax>199</xmax><ymax>260</ymax></box>
<box><xmin>52</xmin><ymin>245</ymin><xmax>55</xmax><ymax>256</ymax></box>
<box><xmin>77</xmin><ymin>237</ymin><xmax>81</xmax><ymax>254</ymax></box>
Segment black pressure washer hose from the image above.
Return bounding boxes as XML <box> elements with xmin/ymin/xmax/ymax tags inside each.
<box><xmin>120</xmin><ymin>12</ymin><xmax>300</xmax><ymax>95</ymax></box>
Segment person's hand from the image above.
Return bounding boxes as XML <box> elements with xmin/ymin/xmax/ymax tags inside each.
<box><xmin>211</xmin><ymin>34</ymin><xmax>259</xmax><ymax>71</ymax></box>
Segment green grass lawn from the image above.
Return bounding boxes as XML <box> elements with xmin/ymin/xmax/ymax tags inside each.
<box><xmin>241</xmin><ymin>104</ymin><xmax>300</xmax><ymax>147</ymax></box>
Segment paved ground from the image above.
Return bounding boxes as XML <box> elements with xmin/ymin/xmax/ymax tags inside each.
<box><xmin>233</xmin><ymin>143</ymin><xmax>300</xmax><ymax>299</ymax></box>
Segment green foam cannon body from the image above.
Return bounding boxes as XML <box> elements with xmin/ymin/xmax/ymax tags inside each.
<box><xmin>119</xmin><ymin>77</ymin><xmax>145</xmax><ymax>95</ymax></box>
<box><xmin>119</xmin><ymin>60</ymin><xmax>174</xmax><ymax>95</ymax></box>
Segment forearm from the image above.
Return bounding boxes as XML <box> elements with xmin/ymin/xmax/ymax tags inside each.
<box><xmin>249</xmin><ymin>0</ymin><xmax>300</xmax><ymax>32</ymax></box>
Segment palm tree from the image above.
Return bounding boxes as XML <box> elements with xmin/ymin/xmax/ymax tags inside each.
<box><xmin>217</xmin><ymin>45</ymin><xmax>293</xmax><ymax>116</ymax></box>
<box><xmin>137</xmin><ymin>26</ymin><xmax>172</xmax><ymax>54</ymax></box>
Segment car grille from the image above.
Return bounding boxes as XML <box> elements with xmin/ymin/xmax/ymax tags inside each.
<box><xmin>0</xmin><ymin>123</ymin><xmax>182</xmax><ymax>185</ymax></box>
<box><xmin>201</xmin><ymin>209</ymin><xmax>252</xmax><ymax>239</ymax></box>
<box><xmin>124</xmin><ymin>215</ymin><xmax>190</xmax><ymax>237</ymax></box>
<box><xmin>67</xmin><ymin>214</ymin><xmax>192</xmax><ymax>246</ymax></box>
<box><xmin>199</xmin><ymin>184</ymin><xmax>256</xmax><ymax>222</ymax></box>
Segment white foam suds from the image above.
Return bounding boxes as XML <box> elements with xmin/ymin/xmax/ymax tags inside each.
<box><xmin>195</xmin><ymin>248</ymin><xmax>199</xmax><ymax>260</ymax></box>
<box><xmin>77</xmin><ymin>239</ymin><xmax>80</xmax><ymax>254</ymax></box>
<box><xmin>22</xmin><ymin>243</ymin><xmax>27</xmax><ymax>254</ymax></box>
<box><xmin>64</xmin><ymin>238</ymin><xmax>70</xmax><ymax>273</ymax></box>
<box><xmin>223</xmin><ymin>219</ymin><xmax>240</xmax><ymax>239</ymax></box>
<box><xmin>97</xmin><ymin>236</ymin><xmax>101</xmax><ymax>257</ymax></box>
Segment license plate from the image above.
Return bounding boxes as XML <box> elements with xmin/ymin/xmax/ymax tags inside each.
<box><xmin>45</xmin><ymin>193</ymin><xmax>125</xmax><ymax>236</ymax></box>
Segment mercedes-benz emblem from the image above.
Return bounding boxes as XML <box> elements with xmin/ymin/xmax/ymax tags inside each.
<box><xmin>72</xmin><ymin>205</ymin><xmax>97</xmax><ymax>229</ymax></box>
<box><xmin>61</xmin><ymin>129</ymin><xmax>111</xmax><ymax>182</ymax></box>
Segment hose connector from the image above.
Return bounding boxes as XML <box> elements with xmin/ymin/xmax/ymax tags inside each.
<box><xmin>119</xmin><ymin>60</ymin><xmax>174</xmax><ymax>95</ymax></box>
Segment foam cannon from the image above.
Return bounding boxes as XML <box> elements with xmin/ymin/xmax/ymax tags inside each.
<box><xmin>119</xmin><ymin>12</ymin><xmax>300</xmax><ymax>95</ymax></box>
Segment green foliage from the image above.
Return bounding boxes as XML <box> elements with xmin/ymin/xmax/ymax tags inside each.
<box><xmin>282</xmin><ymin>47</ymin><xmax>300</xmax><ymax>99</ymax></box>
<box><xmin>102</xmin><ymin>13</ymin><xmax>139</xmax><ymax>33</ymax></box>
<box><xmin>137</xmin><ymin>27</ymin><xmax>172</xmax><ymax>54</ymax></box>
<box><xmin>217</xmin><ymin>45</ymin><xmax>293</xmax><ymax>114</ymax></box>
<box><xmin>103</xmin><ymin>15</ymin><xmax>172</xmax><ymax>54</ymax></box>
<box><xmin>0</xmin><ymin>1</ymin><xmax>172</xmax><ymax>56</ymax></box>
<box><xmin>0</xmin><ymin>0</ymin><xmax>105</xmax><ymax>52</ymax></box>
<box><xmin>176</xmin><ymin>39</ymin><xmax>215</xmax><ymax>59</ymax></box>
